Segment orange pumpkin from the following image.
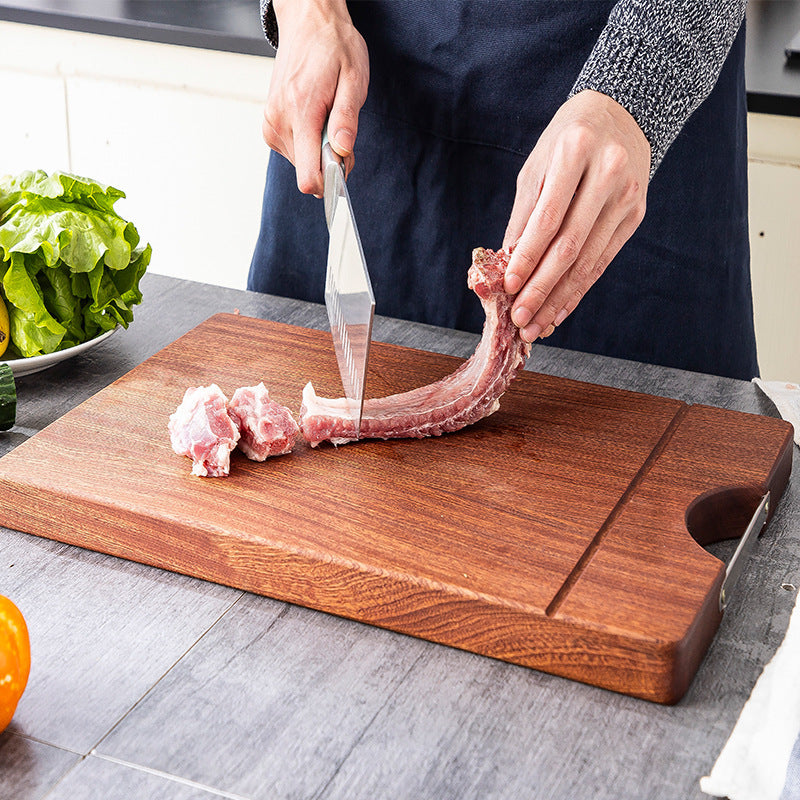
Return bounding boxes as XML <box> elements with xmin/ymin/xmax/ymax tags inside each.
<box><xmin>0</xmin><ymin>595</ymin><xmax>30</xmax><ymax>732</ymax></box>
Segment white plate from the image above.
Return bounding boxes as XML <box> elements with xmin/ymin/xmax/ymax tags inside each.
<box><xmin>1</xmin><ymin>327</ymin><xmax>118</xmax><ymax>377</ymax></box>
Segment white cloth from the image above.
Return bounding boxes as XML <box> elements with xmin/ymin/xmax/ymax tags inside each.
<box><xmin>753</xmin><ymin>380</ymin><xmax>800</xmax><ymax>447</ymax></box>
<box><xmin>700</xmin><ymin>589</ymin><xmax>800</xmax><ymax>799</ymax></box>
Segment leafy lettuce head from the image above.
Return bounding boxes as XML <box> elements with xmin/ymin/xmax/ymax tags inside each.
<box><xmin>0</xmin><ymin>170</ymin><xmax>150</xmax><ymax>358</ymax></box>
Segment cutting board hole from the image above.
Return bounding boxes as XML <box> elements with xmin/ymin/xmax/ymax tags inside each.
<box><xmin>685</xmin><ymin>485</ymin><xmax>766</xmax><ymax>547</ymax></box>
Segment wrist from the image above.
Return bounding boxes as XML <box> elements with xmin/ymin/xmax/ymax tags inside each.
<box><xmin>273</xmin><ymin>0</ymin><xmax>349</xmax><ymax>27</ymax></box>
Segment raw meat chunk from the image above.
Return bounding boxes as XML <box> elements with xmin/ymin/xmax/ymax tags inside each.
<box><xmin>227</xmin><ymin>383</ymin><xmax>299</xmax><ymax>460</ymax></box>
<box><xmin>299</xmin><ymin>247</ymin><xmax>531</xmax><ymax>446</ymax></box>
<box><xmin>168</xmin><ymin>384</ymin><xmax>240</xmax><ymax>477</ymax></box>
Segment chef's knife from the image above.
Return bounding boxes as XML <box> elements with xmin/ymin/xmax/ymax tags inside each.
<box><xmin>321</xmin><ymin>128</ymin><xmax>375</xmax><ymax>437</ymax></box>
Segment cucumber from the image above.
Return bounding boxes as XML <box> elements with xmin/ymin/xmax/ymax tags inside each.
<box><xmin>0</xmin><ymin>363</ymin><xmax>16</xmax><ymax>431</ymax></box>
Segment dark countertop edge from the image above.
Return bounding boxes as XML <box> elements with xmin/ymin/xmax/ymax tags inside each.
<box><xmin>0</xmin><ymin>7</ymin><xmax>275</xmax><ymax>58</ymax></box>
<box><xmin>747</xmin><ymin>90</ymin><xmax>800</xmax><ymax>116</ymax></box>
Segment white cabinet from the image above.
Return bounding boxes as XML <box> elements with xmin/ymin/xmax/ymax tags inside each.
<box><xmin>748</xmin><ymin>112</ymin><xmax>800</xmax><ymax>380</ymax></box>
<box><xmin>0</xmin><ymin>21</ymin><xmax>273</xmax><ymax>290</ymax></box>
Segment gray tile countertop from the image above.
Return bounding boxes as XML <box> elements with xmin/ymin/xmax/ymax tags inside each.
<box><xmin>0</xmin><ymin>272</ymin><xmax>798</xmax><ymax>799</ymax></box>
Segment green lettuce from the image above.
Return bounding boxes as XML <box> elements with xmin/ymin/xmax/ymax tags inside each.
<box><xmin>0</xmin><ymin>170</ymin><xmax>150</xmax><ymax>358</ymax></box>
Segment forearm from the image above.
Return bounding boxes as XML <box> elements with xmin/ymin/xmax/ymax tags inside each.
<box><xmin>570</xmin><ymin>0</ymin><xmax>747</xmax><ymax>178</ymax></box>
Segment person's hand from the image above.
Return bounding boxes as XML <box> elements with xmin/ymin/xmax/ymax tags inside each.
<box><xmin>502</xmin><ymin>90</ymin><xmax>651</xmax><ymax>342</ymax></box>
<box><xmin>262</xmin><ymin>0</ymin><xmax>369</xmax><ymax>196</ymax></box>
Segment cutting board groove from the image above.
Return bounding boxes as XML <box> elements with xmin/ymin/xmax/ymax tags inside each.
<box><xmin>0</xmin><ymin>313</ymin><xmax>792</xmax><ymax>703</ymax></box>
<box><xmin>545</xmin><ymin>404</ymin><xmax>691</xmax><ymax>618</ymax></box>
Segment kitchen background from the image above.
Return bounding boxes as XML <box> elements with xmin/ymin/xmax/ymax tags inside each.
<box><xmin>0</xmin><ymin>0</ymin><xmax>797</xmax><ymax>380</ymax></box>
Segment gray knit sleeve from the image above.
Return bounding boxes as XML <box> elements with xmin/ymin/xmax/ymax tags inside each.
<box><xmin>260</xmin><ymin>0</ymin><xmax>279</xmax><ymax>49</ymax></box>
<box><xmin>570</xmin><ymin>0</ymin><xmax>747</xmax><ymax>178</ymax></box>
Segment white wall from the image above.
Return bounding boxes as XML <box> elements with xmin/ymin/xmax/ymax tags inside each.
<box><xmin>0</xmin><ymin>21</ymin><xmax>273</xmax><ymax>290</ymax></box>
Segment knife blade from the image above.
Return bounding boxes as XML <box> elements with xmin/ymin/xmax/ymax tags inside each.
<box><xmin>321</xmin><ymin>129</ymin><xmax>375</xmax><ymax>438</ymax></box>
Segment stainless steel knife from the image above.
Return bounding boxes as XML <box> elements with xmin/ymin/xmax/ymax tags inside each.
<box><xmin>321</xmin><ymin>128</ymin><xmax>375</xmax><ymax>437</ymax></box>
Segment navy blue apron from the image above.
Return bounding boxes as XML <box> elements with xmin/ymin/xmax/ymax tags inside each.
<box><xmin>248</xmin><ymin>1</ymin><xmax>758</xmax><ymax>380</ymax></box>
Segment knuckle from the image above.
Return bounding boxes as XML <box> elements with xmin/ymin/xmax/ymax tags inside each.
<box><xmin>603</xmin><ymin>144</ymin><xmax>629</xmax><ymax>176</ymax></box>
<box><xmin>343</xmin><ymin>69</ymin><xmax>370</xmax><ymax>103</ymax></box>
<box><xmin>535</xmin><ymin>201</ymin><xmax>562</xmax><ymax>236</ymax></box>
<box><xmin>333</xmin><ymin>103</ymin><xmax>359</xmax><ymax>125</ymax></box>
<box><xmin>262</xmin><ymin>128</ymin><xmax>281</xmax><ymax>154</ymax></box>
<box><xmin>296</xmin><ymin>179</ymin><xmax>313</xmax><ymax>195</ymax></box>
<box><xmin>570</xmin><ymin>257</ymin><xmax>595</xmax><ymax>284</ymax></box>
<box><xmin>541</xmin><ymin>296</ymin><xmax>562</xmax><ymax>320</ymax></box>
<box><xmin>592</xmin><ymin>255</ymin><xmax>610</xmax><ymax>279</ymax></box>
<box><xmin>553</xmin><ymin>232</ymin><xmax>581</xmax><ymax>265</ymax></box>
<box><xmin>570</xmin><ymin>253</ymin><xmax>607</xmax><ymax>288</ymax></box>
<box><xmin>510</xmin><ymin>244</ymin><xmax>538</xmax><ymax>279</ymax></box>
<box><xmin>523</xmin><ymin>281</ymin><xmax>551</xmax><ymax>309</ymax></box>
<box><xmin>621</xmin><ymin>177</ymin><xmax>644</xmax><ymax>205</ymax></box>
<box><xmin>296</xmin><ymin>172</ymin><xmax>318</xmax><ymax>195</ymax></box>
<box><xmin>566</xmin><ymin>286</ymin><xmax>586</xmax><ymax>311</ymax></box>
<box><xmin>262</xmin><ymin>105</ymin><xmax>278</xmax><ymax>132</ymax></box>
<box><xmin>564</xmin><ymin>121</ymin><xmax>594</xmax><ymax>153</ymax></box>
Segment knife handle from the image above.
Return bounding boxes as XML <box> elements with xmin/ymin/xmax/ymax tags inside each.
<box><xmin>321</xmin><ymin>122</ymin><xmax>345</xmax><ymax>169</ymax></box>
<box><xmin>321</xmin><ymin>121</ymin><xmax>345</xmax><ymax>223</ymax></box>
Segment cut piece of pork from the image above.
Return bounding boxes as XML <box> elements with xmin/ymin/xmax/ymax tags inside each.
<box><xmin>228</xmin><ymin>382</ymin><xmax>300</xmax><ymax>460</ymax></box>
<box><xmin>300</xmin><ymin>247</ymin><xmax>531</xmax><ymax>446</ymax></box>
<box><xmin>168</xmin><ymin>384</ymin><xmax>241</xmax><ymax>477</ymax></box>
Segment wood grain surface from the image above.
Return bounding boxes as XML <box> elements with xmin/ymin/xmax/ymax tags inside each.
<box><xmin>0</xmin><ymin>313</ymin><xmax>792</xmax><ymax>703</ymax></box>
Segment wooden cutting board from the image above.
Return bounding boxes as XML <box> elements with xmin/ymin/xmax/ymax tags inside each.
<box><xmin>0</xmin><ymin>313</ymin><xmax>792</xmax><ymax>703</ymax></box>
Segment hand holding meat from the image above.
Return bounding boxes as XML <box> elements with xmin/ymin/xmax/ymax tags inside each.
<box><xmin>502</xmin><ymin>90</ymin><xmax>650</xmax><ymax>343</ymax></box>
<box><xmin>263</xmin><ymin>0</ymin><xmax>369</xmax><ymax>196</ymax></box>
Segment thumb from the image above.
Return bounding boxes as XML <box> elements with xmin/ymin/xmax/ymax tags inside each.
<box><xmin>327</xmin><ymin>81</ymin><xmax>364</xmax><ymax>158</ymax></box>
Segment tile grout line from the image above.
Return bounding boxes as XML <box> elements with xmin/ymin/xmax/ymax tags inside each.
<box><xmin>4</xmin><ymin>728</ymin><xmax>82</xmax><ymax>755</ymax></box>
<box><xmin>88</xmin><ymin>591</ymin><xmax>249</xmax><ymax>754</ymax></box>
<box><xmin>90</xmin><ymin>752</ymin><xmax>255</xmax><ymax>800</ymax></box>
<box><xmin>37</xmin><ymin>593</ymin><xmax>283</xmax><ymax>800</ymax></box>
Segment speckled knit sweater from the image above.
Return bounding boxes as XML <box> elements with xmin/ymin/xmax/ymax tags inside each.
<box><xmin>259</xmin><ymin>0</ymin><xmax>747</xmax><ymax>178</ymax></box>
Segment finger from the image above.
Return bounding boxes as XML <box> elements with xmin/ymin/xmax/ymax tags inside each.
<box><xmin>558</xmin><ymin>208</ymin><xmax>644</xmax><ymax>321</ymax></box>
<box><xmin>294</xmin><ymin>107</ymin><xmax>328</xmax><ymax>196</ymax></box>
<box><xmin>327</xmin><ymin>74</ymin><xmax>365</xmax><ymax>158</ymax></box>
<box><xmin>518</xmin><ymin>205</ymin><xmax>643</xmax><ymax>342</ymax></box>
<box><xmin>509</xmin><ymin>169</ymin><xmax>612</xmax><ymax>328</ymax></box>
<box><xmin>502</xmin><ymin>166</ymin><xmax>543</xmax><ymax>254</ymax></box>
<box><xmin>535</xmin><ymin>182</ymin><xmax>646</xmax><ymax>333</ymax></box>
<box><xmin>343</xmin><ymin>152</ymin><xmax>356</xmax><ymax>180</ymax></box>
<box><xmin>262</xmin><ymin>110</ymin><xmax>292</xmax><ymax>163</ymax></box>
<box><xmin>504</xmin><ymin>156</ymin><xmax>584</xmax><ymax>295</ymax></box>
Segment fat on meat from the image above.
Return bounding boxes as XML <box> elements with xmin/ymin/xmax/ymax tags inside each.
<box><xmin>299</xmin><ymin>247</ymin><xmax>531</xmax><ymax>446</ymax></box>
<box><xmin>227</xmin><ymin>383</ymin><xmax>300</xmax><ymax>460</ymax></box>
<box><xmin>168</xmin><ymin>384</ymin><xmax>240</xmax><ymax>477</ymax></box>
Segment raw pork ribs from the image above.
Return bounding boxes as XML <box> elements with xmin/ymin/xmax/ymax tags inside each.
<box><xmin>300</xmin><ymin>247</ymin><xmax>531</xmax><ymax>446</ymax></box>
<box><xmin>169</xmin><ymin>383</ymin><xmax>298</xmax><ymax>477</ymax></box>
<box><xmin>168</xmin><ymin>384</ymin><xmax>240</xmax><ymax>477</ymax></box>
<box><xmin>228</xmin><ymin>383</ymin><xmax>300</xmax><ymax>460</ymax></box>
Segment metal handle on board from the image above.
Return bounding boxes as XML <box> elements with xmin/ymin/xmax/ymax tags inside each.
<box><xmin>719</xmin><ymin>491</ymin><xmax>771</xmax><ymax>612</ymax></box>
